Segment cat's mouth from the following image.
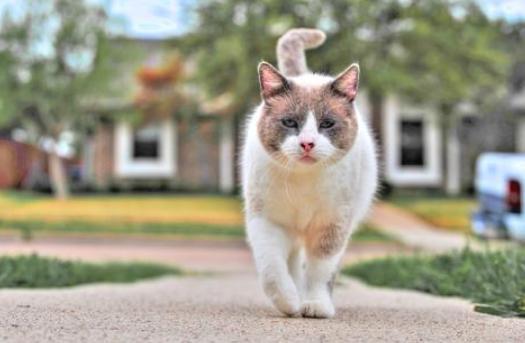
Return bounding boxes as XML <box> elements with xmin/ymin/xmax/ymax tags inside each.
<box><xmin>298</xmin><ymin>155</ymin><xmax>318</xmax><ymax>164</ymax></box>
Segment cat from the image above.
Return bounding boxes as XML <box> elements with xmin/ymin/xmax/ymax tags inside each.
<box><xmin>241</xmin><ymin>28</ymin><xmax>378</xmax><ymax>318</ymax></box>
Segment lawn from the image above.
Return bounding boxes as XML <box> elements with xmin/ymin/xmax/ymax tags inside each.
<box><xmin>352</xmin><ymin>224</ymin><xmax>397</xmax><ymax>242</ymax></box>
<box><xmin>390</xmin><ymin>195</ymin><xmax>476</xmax><ymax>233</ymax></box>
<box><xmin>0</xmin><ymin>254</ymin><xmax>181</xmax><ymax>288</ymax></box>
<box><xmin>343</xmin><ymin>248</ymin><xmax>525</xmax><ymax>317</ymax></box>
<box><xmin>0</xmin><ymin>192</ymin><xmax>244</xmax><ymax>239</ymax></box>
<box><xmin>0</xmin><ymin>192</ymin><xmax>243</xmax><ymax>225</ymax></box>
<box><xmin>0</xmin><ymin>191</ymin><xmax>393</xmax><ymax>242</ymax></box>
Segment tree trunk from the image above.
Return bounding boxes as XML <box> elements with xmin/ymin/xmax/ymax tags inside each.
<box><xmin>49</xmin><ymin>150</ymin><xmax>70</xmax><ymax>200</ymax></box>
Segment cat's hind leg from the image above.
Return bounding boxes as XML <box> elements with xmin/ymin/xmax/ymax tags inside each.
<box><xmin>246</xmin><ymin>217</ymin><xmax>301</xmax><ymax>317</ymax></box>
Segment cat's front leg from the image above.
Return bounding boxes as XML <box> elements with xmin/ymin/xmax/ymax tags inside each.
<box><xmin>302</xmin><ymin>223</ymin><xmax>349</xmax><ymax>318</ymax></box>
<box><xmin>246</xmin><ymin>217</ymin><xmax>301</xmax><ymax>317</ymax></box>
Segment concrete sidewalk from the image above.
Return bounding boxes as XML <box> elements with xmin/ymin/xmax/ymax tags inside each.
<box><xmin>0</xmin><ymin>205</ymin><xmax>522</xmax><ymax>342</ymax></box>
<box><xmin>1</xmin><ymin>274</ymin><xmax>523</xmax><ymax>343</ymax></box>
<box><xmin>367</xmin><ymin>202</ymin><xmax>473</xmax><ymax>252</ymax></box>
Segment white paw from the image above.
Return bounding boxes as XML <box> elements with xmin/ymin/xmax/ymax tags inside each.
<box><xmin>263</xmin><ymin>279</ymin><xmax>301</xmax><ymax>317</ymax></box>
<box><xmin>301</xmin><ymin>299</ymin><xmax>335</xmax><ymax>318</ymax></box>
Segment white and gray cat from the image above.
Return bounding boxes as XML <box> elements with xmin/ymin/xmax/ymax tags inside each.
<box><xmin>241</xmin><ymin>28</ymin><xmax>378</xmax><ymax>318</ymax></box>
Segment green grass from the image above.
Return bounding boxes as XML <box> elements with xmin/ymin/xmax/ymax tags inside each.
<box><xmin>0</xmin><ymin>192</ymin><xmax>244</xmax><ymax>239</ymax></box>
<box><xmin>0</xmin><ymin>219</ymin><xmax>245</xmax><ymax>240</ymax></box>
<box><xmin>343</xmin><ymin>248</ymin><xmax>525</xmax><ymax>317</ymax></box>
<box><xmin>0</xmin><ymin>192</ymin><xmax>398</xmax><ymax>242</ymax></box>
<box><xmin>0</xmin><ymin>190</ymin><xmax>45</xmax><ymax>203</ymax></box>
<box><xmin>0</xmin><ymin>254</ymin><xmax>181</xmax><ymax>288</ymax></box>
<box><xmin>390</xmin><ymin>195</ymin><xmax>476</xmax><ymax>233</ymax></box>
<box><xmin>0</xmin><ymin>218</ymin><xmax>396</xmax><ymax>243</ymax></box>
<box><xmin>0</xmin><ymin>193</ymin><xmax>243</xmax><ymax>226</ymax></box>
<box><xmin>352</xmin><ymin>224</ymin><xmax>397</xmax><ymax>242</ymax></box>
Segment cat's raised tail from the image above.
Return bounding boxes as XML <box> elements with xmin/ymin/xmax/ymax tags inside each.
<box><xmin>276</xmin><ymin>28</ymin><xmax>326</xmax><ymax>77</ymax></box>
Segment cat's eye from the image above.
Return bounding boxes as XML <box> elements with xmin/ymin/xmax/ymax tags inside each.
<box><xmin>319</xmin><ymin>119</ymin><xmax>335</xmax><ymax>129</ymax></box>
<box><xmin>281</xmin><ymin>118</ymin><xmax>298</xmax><ymax>128</ymax></box>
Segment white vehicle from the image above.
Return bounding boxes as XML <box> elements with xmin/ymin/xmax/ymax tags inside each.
<box><xmin>471</xmin><ymin>153</ymin><xmax>525</xmax><ymax>240</ymax></box>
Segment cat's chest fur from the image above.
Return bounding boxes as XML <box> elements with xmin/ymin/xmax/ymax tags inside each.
<box><xmin>262</xmin><ymin>165</ymin><xmax>348</xmax><ymax>234</ymax></box>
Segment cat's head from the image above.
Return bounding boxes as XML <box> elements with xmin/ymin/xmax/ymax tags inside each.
<box><xmin>257</xmin><ymin>62</ymin><xmax>360</xmax><ymax>169</ymax></box>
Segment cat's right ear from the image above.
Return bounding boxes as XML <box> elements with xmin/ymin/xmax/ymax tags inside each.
<box><xmin>258</xmin><ymin>62</ymin><xmax>289</xmax><ymax>101</ymax></box>
<box><xmin>331</xmin><ymin>63</ymin><xmax>359</xmax><ymax>102</ymax></box>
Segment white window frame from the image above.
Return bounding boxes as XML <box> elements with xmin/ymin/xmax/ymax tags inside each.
<box><xmin>383</xmin><ymin>96</ymin><xmax>442</xmax><ymax>186</ymax></box>
<box><xmin>114</xmin><ymin>119</ymin><xmax>176</xmax><ymax>179</ymax></box>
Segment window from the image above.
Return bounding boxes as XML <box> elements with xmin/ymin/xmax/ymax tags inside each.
<box><xmin>115</xmin><ymin>120</ymin><xmax>176</xmax><ymax>178</ymax></box>
<box><xmin>132</xmin><ymin>125</ymin><xmax>161</xmax><ymax>159</ymax></box>
<box><xmin>400</xmin><ymin>119</ymin><xmax>425</xmax><ymax>167</ymax></box>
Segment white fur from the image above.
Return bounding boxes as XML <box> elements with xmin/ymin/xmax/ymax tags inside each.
<box><xmin>241</xmin><ymin>73</ymin><xmax>378</xmax><ymax>318</ymax></box>
<box><xmin>280</xmin><ymin>111</ymin><xmax>337</xmax><ymax>164</ymax></box>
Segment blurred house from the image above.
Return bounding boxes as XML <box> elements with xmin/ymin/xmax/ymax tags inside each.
<box><xmin>3</xmin><ymin>37</ymin><xmax>522</xmax><ymax>196</ymax></box>
<box><xmin>82</xmin><ymin>39</ymin><xmax>235</xmax><ymax>193</ymax></box>
<box><xmin>363</xmin><ymin>81</ymin><xmax>522</xmax><ymax>195</ymax></box>
<box><xmin>0</xmin><ymin>136</ymin><xmax>78</xmax><ymax>191</ymax></box>
<box><xmin>0</xmin><ymin>138</ymin><xmax>47</xmax><ymax>189</ymax></box>
<box><xmin>74</xmin><ymin>39</ymin><xmax>525</xmax><ymax>195</ymax></box>
<box><xmin>509</xmin><ymin>61</ymin><xmax>525</xmax><ymax>153</ymax></box>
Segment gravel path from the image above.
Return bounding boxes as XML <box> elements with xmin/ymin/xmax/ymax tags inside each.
<box><xmin>1</xmin><ymin>273</ymin><xmax>524</xmax><ymax>343</ymax></box>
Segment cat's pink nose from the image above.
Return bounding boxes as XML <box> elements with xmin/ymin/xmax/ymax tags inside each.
<box><xmin>300</xmin><ymin>141</ymin><xmax>315</xmax><ymax>152</ymax></box>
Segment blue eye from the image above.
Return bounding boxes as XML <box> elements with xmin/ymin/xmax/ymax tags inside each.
<box><xmin>320</xmin><ymin>119</ymin><xmax>335</xmax><ymax>129</ymax></box>
<box><xmin>281</xmin><ymin>118</ymin><xmax>298</xmax><ymax>128</ymax></box>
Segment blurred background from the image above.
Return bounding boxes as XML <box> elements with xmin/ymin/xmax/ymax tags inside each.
<box><xmin>0</xmin><ymin>0</ymin><xmax>524</xmax><ymax>319</ymax></box>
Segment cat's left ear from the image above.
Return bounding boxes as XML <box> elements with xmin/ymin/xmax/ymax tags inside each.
<box><xmin>331</xmin><ymin>63</ymin><xmax>359</xmax><ymax>102</ymax></box>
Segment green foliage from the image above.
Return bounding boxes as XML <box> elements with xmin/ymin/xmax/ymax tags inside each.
<box><xmin>0</xmin><ymin>254</ymin><xmax>181</xmax><ymax>288</ymax></box>
<box><xmin>0</xmin><ymin>0</ymin><xmax>142</xmax><ymax>197</ymax></box>
<box><xmin>344</xmin><ymin>248</ymin><xmax>525</xmax><ymax>317</ymax></box>
<box><xmin>178</xmin><ymin>0</ymin><xmax>509</xmax><ymax>114</ymax></box>
<box><xmin>503</xmin><ymin>21</ymin><xmax>525</xmax><ymax>94</ymax></box>
<box><xmin>0</xmin><ymin>0</ymin><xmax>132</xmax><ymax>134</ymax></box>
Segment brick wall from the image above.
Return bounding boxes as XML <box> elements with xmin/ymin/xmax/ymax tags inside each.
<box><xmin>177</xmin><ymin>118</ymin><xmax>220</xmax><ymax>190</ymax></box>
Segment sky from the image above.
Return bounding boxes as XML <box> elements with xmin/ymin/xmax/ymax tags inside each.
<box><xmin>103</xmin><ymin>0</ymin><xmax>525</xmax><ymax>38</ymax></box>
<box><xmin>94</xmin><ymin>0</ymin><xmax>195</xmax><ymax>39</ymax></box>
<box><xmin>479</xmin><ymin>0</ymin><xmax>525</xmax><ymax>23</ymax></box>
<box><xmin>0</xmin><ymin>0</ymin><xmax>195</xmax><ymax>39</ymax></box>
<box><xmin>0</xmin><ymin>0</ymin><xmax>523</xmax><ymax>39</ymax></box>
